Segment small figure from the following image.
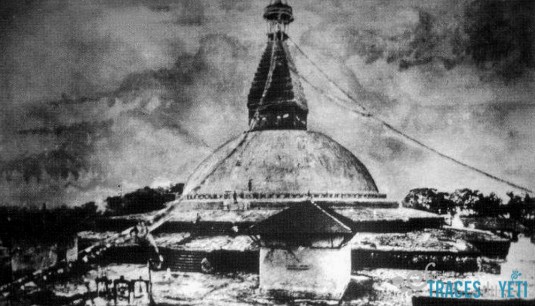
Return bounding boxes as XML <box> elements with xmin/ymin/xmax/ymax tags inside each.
<box><xmin>95</xmin><ymin>275</ymin><xmax>112</xmax><ymax>298</ymax></box>
<box><xmin>201</xmin><ymin>257</ymin><xmax>214</xmax><ymax>274</ymax></box>
<box><xmin>164</xmin><ymin>268</ymin><xmax>172</xmax><ymax>283</ymax></box>
<box><xmin>130</xmin><ymin>227</ymin><xmax>139</xmax><ymax>239</ymax></box>
<box><xmin>132</xmin><ymin>276</ymin><xmax>149</xmax><ymax>302</ymax></box>
<box><xmin>114</xmin><ymin>275</ymin><xmax>131</xmax><ymax>305</ymax></box>
<box><xmin>138</xmin><ymin>221</ymin><xmax>148</xmax><ymax>238</ymax></box>
<box><xmin>83</xmin><ymin>281</ymin><xmax>95</xmax><ymax>306</ymax></box>
<box><xmin>193</xmin><ymin>213</ymin><xmax>202</xmax><ymax>236</ymax></box>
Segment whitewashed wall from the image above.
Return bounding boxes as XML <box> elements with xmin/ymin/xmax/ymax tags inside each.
<box><xmin>259</xmin><ymin>244</ymin><xmax>351</xmax><ymax>299</ymax></box>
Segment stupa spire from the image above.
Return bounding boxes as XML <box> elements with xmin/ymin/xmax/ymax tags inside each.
<box><xmin>247</xmin><ymin>0</ymin><xmax>308</xmax><ymax>131</ymax></box>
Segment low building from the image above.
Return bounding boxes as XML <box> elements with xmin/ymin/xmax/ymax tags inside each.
<box><xmin>250</xmin><ymin>201</ymin><xmax>356</xmax><ymax>300</ymax></box>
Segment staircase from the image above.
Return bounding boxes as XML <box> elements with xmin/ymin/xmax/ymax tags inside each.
<box><xmin>164</xmin><ymin>251</ymin><xmax>208</xmax><ymax>272</ymax></box>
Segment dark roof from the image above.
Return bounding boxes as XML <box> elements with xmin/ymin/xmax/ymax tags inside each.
<box><xmin>247</xmin><ymin>39</ymin><xmax>307</xmax><ymax>113</ymax></box>
<box><xmin>249</xmin><ymin>201</ymin><xmax>354</xmax><ymax>235</ymax></box>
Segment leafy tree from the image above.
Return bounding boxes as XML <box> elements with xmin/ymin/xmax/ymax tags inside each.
<box><xmin>472</xmin><ymin>192</ymin><xmax>504</xmax><ymax>217</ymax></box>
<box><xmin>403</xmin><ymin>188</ymin><xmax>455</xmax><ymax>215</ymax></box>
<box><xmin>449</xmin><ymin>188</ymin><xmax>482</xmax><ymax>212</ymax></box>
<box><xmin>105</xmin><ymin>196</ymin><xmax>123</xmax><ymax>213</ymax></box>
<box><xmin>507</xmin><ymin>192</ymin><xmax>527</xmax><ymax>221</ymax></box>
<box><xmin>169</xmin><ymin>183</ymin><xmax>184</xmax><ymax>194</ymax></box>
<box><xmin>404</xmin><ymin>188</ymin><xmax>535</xmax><ymax>234</ymax></box>
<box><xmin>0</xmin><ymin>202</ymin><xmax>101</xmax><ymax>243</ymax></box>
<box><xmin>105</xmin><ymin>186</ymin><xmax>175</xmax><ymax>215</ymax></box>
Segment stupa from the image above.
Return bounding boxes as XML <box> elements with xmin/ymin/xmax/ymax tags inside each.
<box><xmin>95</xmin><ymin>0</ymin><xmax>508</xmax><ymax>277</ymax></box>
<box><xmin>0</xmin><ymin>2</ymin><xmax>515</xmax><ymax>304</ymax></box>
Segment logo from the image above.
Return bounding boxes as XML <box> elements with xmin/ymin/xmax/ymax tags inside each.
<box><xmin>426</xmin><ymin>269</ymin><xmax>529</xmax><ymax>299</ymax></box>
<box><xmin>426</xmin><ymin>279</ymin><xmax>481</xmax><ymax>298</ymax></box>
<box><xmin>498</xmin><ymin>270</ymin><xmax>528</xmax><ymax>299</ymax></box>
<box><xmin>389</xmin><ymin>264</ymin><xmax>529</xmax><ymax>299</ymax></box>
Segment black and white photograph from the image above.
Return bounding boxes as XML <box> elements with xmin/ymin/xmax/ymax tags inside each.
<box><xmin>0</xmin><ymin>0</ymin><xmax>534</xmax><ymax>305</ymax></box>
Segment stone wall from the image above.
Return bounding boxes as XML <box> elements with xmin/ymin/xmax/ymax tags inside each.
<box><xmin>352</xmin><ymin>249</ymin><xmax>480</xmax><ymax>272</ymax></box>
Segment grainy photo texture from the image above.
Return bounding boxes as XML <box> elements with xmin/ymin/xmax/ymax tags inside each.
<box><xmin>0</xmin><ymin>0</ymin><xmax>534</xmax><ymax>305</ymax></box>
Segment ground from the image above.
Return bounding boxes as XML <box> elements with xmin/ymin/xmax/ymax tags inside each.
<box><xmin>2</xmin><ymin>238</ymin><xmax>534</xmax><ymax>305</ymax></box>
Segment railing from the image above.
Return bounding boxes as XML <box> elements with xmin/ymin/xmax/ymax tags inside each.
<box><xmin>186</xmin><ymin>192</ymin><xmax>387</xmax><ymax>200</ymax></box>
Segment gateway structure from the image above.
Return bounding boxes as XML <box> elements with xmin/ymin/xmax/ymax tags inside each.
<box><xmin>250</xmin><ymin>201</ymin><xmax>357</xmax><ymax>299</ymax></box>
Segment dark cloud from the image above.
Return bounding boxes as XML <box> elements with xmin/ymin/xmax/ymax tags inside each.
<box><xmin>175</xmin><ymin>0</ymin><xmax>204</xmax><ymax>25</ymax></box>
<box><xmin>0</xmin><ymin>0</ymin><xmax>533</xmax><ymax>206</ymax></box>
<box><xmin>318</xmin><ymin>0</ymin><xmax>534</xmax><ymax>80</ymax></box>
<box><xmin>219</xmin><ymin>0</ymin><xmax>251</xmax><ymax>12</ymax></box>
<box><xmin>464</xmin><ymin>0</ymin><xmax>535</xmax><ymax>80</ymax></box>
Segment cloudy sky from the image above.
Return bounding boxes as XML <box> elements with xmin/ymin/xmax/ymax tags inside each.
<box><xmin>0</xmin><ymin>0</ymin><xmax>533</xmax><ymax>207</ymax></box>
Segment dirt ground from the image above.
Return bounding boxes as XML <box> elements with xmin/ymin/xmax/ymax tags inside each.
<box><xmin>2</xmin><ymin>237</ymin><xmax>534</xmax><ymax>305</ymax></box>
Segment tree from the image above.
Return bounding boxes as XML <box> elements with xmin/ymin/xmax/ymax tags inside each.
<box><xmin>472</xmin><ymin>192</ymin><xmax>504</xmax><ymax>217</ymax></box>
<box><xmin>105</xmin><ymin>196</ymin><xmax>124</xmax><ymax>213</ymax></box>
<box><xmin>169</xmin><ymin>183</ymin><xmax>184</xmax><ymax>195</ymax></box>
<box><xmin>506</xmin><ymin>192</ymin><xmax>526</xmax><ymax>221</ymax></box>
<box><xmin>403</xmin><ymin>188</ymin><xmax>455</xmax><ymax>215</ymax></box>
<box><xmin>105</xmin><ymin>187</ymin><xmax>175</xmax><ymax>215</ymax></box>
<box><xmin>449</xmin><ymin>188</ymin><xmax>483</xmax><ymax>212</ymax></box>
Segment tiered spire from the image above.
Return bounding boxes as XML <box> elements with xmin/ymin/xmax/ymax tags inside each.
<box><xmin>247</xmin><ymin>0</ymin><xmax>308</xmax><ymax>131</ymax></box>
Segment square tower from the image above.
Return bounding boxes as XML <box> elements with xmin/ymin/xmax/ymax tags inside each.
<box><xmin>249</xmin><ymin>201</ymin><xmax>356</xmax><ymax>300</ymax></box>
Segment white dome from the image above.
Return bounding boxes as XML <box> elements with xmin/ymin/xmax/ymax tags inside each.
<box><xmin>184</xmin><ymin>130</ymin><xmax>380</xmax><ymax>197</ymax></box>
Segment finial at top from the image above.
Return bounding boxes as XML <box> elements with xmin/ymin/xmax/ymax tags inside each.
<box><xmin>264</xmin><ymin>0</ymin><xmax>294</xmax><ymax>29</ymax></box>
<box><xmin>247</xmin><ymin>0</ymin><xmax>307</xmax><ymax>131</ymax></box>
